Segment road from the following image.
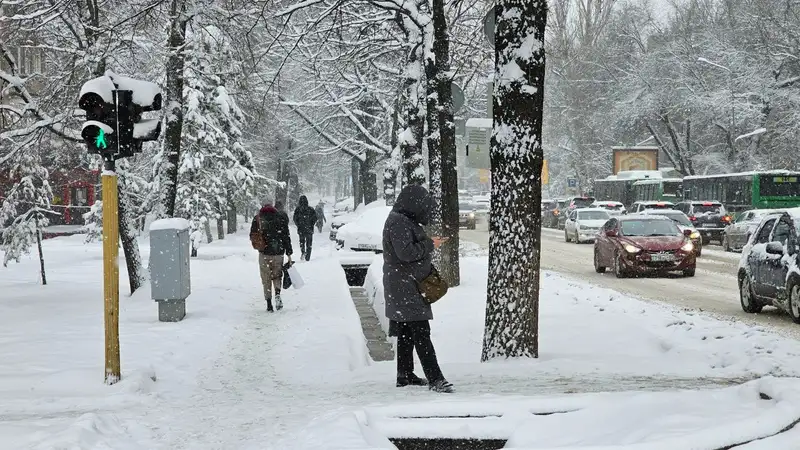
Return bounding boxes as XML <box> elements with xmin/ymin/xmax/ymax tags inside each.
<box><xmin>460</xmin><ymin>224</ymin><xmax>800</xmax><ymax>340</ymax></box>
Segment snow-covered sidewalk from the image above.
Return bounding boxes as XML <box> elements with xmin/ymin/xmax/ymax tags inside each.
<box><xmin>5</xmin><ymin>230</ymin><xmax>800</xmax><ymax>448</ymax></box>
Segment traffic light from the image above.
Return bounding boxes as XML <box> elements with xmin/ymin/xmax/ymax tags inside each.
<box><xmin>78</xmin><ymin>76</ymin><xmax>117</xmax><ymax>155</ymax></box>
<box><xmin>78</xmin><ymin>72</ymin><xmax>163</xmax><ymax>160</ymax></box>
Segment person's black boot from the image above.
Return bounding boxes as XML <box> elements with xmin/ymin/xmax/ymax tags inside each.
<box><xmin>396</xmin><ymin>373</ymin><xmax>428</xmax><ymax>387</ymax></box>
<box><xmin>266</xmin><ymin>298</ymin><xmax>274</xmax><ymax>312</ymax></box>
<box><xmin>429</xmin><ymin>379</ymin><xmax>455</xmax><ymax>393</ymax></box>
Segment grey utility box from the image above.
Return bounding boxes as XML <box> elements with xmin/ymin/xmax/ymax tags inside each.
<box><xmin>149</xmin><ymin>218</ymin><xmax>192</xmax><ymax>322</ymax></box>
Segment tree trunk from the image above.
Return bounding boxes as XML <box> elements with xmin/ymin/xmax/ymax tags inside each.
<box><xmin>118</xmin><ymin>180</ymin><xmax>145</xmax><ymax>294</ymax></box>
<box><xmin>204</xmin><ymin>220</ymin><xmax>213</xmax><ymax>243</ymax></box>
<box><xmin>160</xmin><ymin>0</ymin><xmax>188</xmax><ymax>218</ymax></box>
<box><xmin>424</xmin><ymin>48</ymin><xmax>445</xmax><ymax>276</ymax></box>
<box><xmin>481</xmin><ymin>0</ymin><xmax>547</xmax><ymax>361</ymax></box>
<box><xmin>384</xmin><ymin>95</ymin><xmax>403</xmax><ymax>205</ymax></box>
<box><xmin>400</xmin><ymin>45</ymin><xmax>426</xmax><ymax>186</ymax></box>
<box><xmin>275</xmin><ymin>157</ymin><xmax>289</xmax><ymax>207</ymax></box>
<box><xmin>226</xmin><ymin>201</ymin><xmax>237</xmax><ymax>234</ymax></box>
<box><xmin>352</xmin><ymin>156</ymin><xmax>363</xmax><ymax>209</ymax></box>
<box><xmin>432</xmin><ymin>0</ymin><xmax>460</xmax><ymax>287</ymax></box>
<box><xmin>361</xmin><ymin>151</ymin><xmax>378</xmax><ymax>204</ymax></box>
<box><xmin>35</xmin><ymin>215</ymin><xmax>46</xmax><ymax>285</ymax></box>
<box><xmin>217</xmin><ymin>213</ymin><xmax>225</xmax><ymax>240</ymax></box>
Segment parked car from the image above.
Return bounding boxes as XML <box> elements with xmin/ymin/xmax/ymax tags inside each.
<box><xmin>640</xmin><ymin>209</ymin><xmax>702</xmax><ymax>256</ymax></box>
<box><xmin>330</xmin><ymin>200</ymin><xmax>384</xmax><ymax>241</ymax></box>
<box><xmin>722</xmin><ymin>209</ymin><xmax>780</xmax><ymax>252</ymax></box>
<box><xmin>592</xmin><ymin>201</ymin><xmax>626</xmax><ymax>216</ymax></box>
<box><xmin>593</xmin><ymin>215</ymin><xmax>697</xmax><ymax>278</ymax></box>
<box><xmin>459</xmin><ymin>202</ymin><xmax>477</xmax><ymax>229</ymax></box>
<box><xmin>674</xmin><ymin>201</ymin><xmax>731</xmax><ymax>245</ymax></box>
<box><xmin>336</xmin><ymin>205</ymin><xmax>393</xmax><ymax>252</ymax></box>
<box><xmin>473</xmin><ymin>195</ymin><xmax>490</xmax><ymax>219</ymax></box>
<box><xmin>564</xmin><ymin>208</ymin><xmax>611</xmax><ymax>243</ymax></box>
<box><xmin>629</xmin><ymin>200</ymin><xmax>675</xmax><ymax>214</ymax></box>
<box><xmin>737</xmin><ymin>209</ymin><xmax>800</xmax><ymax>323</ymax></box>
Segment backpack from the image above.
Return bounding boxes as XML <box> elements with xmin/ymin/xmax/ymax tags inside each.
<box><xmin>250</xmin><ymin>216</ymin><xmax>266</xmax><ymax>251</ymax></box>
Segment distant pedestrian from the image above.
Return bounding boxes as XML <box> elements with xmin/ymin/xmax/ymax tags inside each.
<box><xmin>293</xmin><ymin>195</ymin><xmax>317</xmax><ymax>261</ymax></box>
<box><xmin>382</xmin><ymin>184</ymin><xmax>453</xmax><ymax>393</ymax></box>
<box><xmin>315</xmin><ymin>200</ymin><xmax>326</xmax><ymax>233</ymax></box>
<box><xmin>250</xmin><ymin>201</ymin><xmax>293</xmax><ymax>312</ymax></box>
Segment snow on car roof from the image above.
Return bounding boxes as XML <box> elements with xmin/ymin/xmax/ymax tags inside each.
<box><xmin>618</xmin><ymin>214</ymin><xmax>672</xmax><ymax>221</ymax></box>
<box><xmin>641</xmin><ymin>209</ymin><xmax>682</xmax><ymax>215</ymax></box>
<box><xmin>637</xmin><ymin>200</ymin><xmax>675</xmax><ymax>205</ymax></box>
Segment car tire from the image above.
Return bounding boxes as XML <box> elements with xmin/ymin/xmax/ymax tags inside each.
<box><xmin>789</xmin><ymin>284</ymin><xmax>800</xmax><ymax>324</ymax></box>
<box><xmin>696</xmin><ymin>246</ymin><xmax>702</xmax><ymax>257</ymax></box>
<box><xmin>613</xmin><ymin>251</ymin><xmax>627</xmax><ymax>278</ymax></box>
<box><xmin>683</xmin><ymin>267</ymin><xmax>696</xmax><ymax>277</ymax></box>
<box><xmin>722</xmin><ymin>234</ymin><xmax>731</xmax><ymax>252</ymax></box>
<box><xmin>702</xmin><ymin>236</ymin><xmax>711</xmax><ymax>245</ymax></box>
<box><xmin>594</xmin><ymin>248</ymin><xmax>606</xmax><ymax>273</ymax></box>
<box><xmin>564</xmin><ymin>230</ymin><xmax>570</xmax><ymax>242</ymax></box>
<box><xmin>739</xmin><ymin>273</ymin><xmax>763</xmax><ymax>313</ymax></box>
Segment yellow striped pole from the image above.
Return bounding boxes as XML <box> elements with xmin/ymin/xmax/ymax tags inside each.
<box><xmin>102</xmin><ymin>170</ymin><xmax>121</xmax><ymax>384</ymax></box>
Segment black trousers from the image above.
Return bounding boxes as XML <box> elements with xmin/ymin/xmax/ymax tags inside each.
<box><xmin>299</xmin><ymin>232</ymin><xmax>313</xmax><ymax>260</ymax></box>
<box><xmin>394</xmin><ymin>320</ymin><xmax>444</xmax><ymax>383</ymax></box>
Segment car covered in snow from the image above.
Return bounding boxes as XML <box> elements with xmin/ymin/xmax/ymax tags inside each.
<box><xmin>593</xmin><ymin>215</ymin><xmax>697</xmax><ymax>278</ymax></box>
<box><xmin>563</xmin><ymin>208</ymin><xmax>610</xmax><ymax>243</ymax></box>
<box><xmin>592</xmin><ymin>200</ymin><xmax>627</xmax><ymax>216</ymax></box>
<box><xmin>722</xmin><ymin>209</ymin><xmax>780</xmax><ymax>252</ymax></box>
<box><xmin>329</xmin><ymin>200</ymin><xmax>379</xmax><ymax>241</ymax></box>
<box><xmin>639</xmin><ymin>209</ymin><xmax>702</xmax><ymax>256</ymax></box>
<box><xmin>738</xmin><ymin>209</ymin><xmax>800</xmax><ymax>323</ymax></box>
<box><xmin>335</xmin><ymin>204</ymin><xmax>392</xmax><ymax>253</ymax></box>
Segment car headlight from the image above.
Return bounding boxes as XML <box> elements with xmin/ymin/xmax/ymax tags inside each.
<box><xmin>469</xmin><ymin>212</ymin><xmax>475</xmax><ymax>218</ymax></box>
<box><xmin>681</xmin><ymin>241</ymin><xmax>694</xmax><ymax>252</ymax></box>
<box><xmin>689</xmin><ymin>231</ymin><xmax>700</xmax><ymax>239</ymax></box>
<box><xmin>623</xmin><ymin>244</ymin><xmax>641</xmax><ymax>253</ymax></box>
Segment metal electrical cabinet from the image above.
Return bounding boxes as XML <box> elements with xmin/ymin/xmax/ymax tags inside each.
<box><xmin>149</xmin><ymin>219</ymin><xmax>191</xmax><ymax>322</ymax></box>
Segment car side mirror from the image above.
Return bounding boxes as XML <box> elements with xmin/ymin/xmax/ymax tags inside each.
<box><xmin>683</xmin><ymin>229</ymin><xmax>693</xmax><ymax>237</ymax></box>
<box><xmin>606</xmin><ymin>229</ymin><xmax>617</xmax><ymax>237</ymax></box>
<box><xmin>765</xmin><ymin>242</ymin><xmax>784</xmax><ymax>255</ymax></box>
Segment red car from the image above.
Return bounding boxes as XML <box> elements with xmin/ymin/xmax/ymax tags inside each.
<box><xmin>594</xmin><ymin>216</ymin><xmax>697</xmax><ymax>278</ymax></box>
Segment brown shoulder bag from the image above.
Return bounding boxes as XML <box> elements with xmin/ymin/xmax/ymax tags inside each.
<box><xmin>250</xmin><ymin>216</ymin><xmax>266</xmax><ymax>251</ymax></box>
<box><xmin>419</xmin><ymin>266</ymin><xmax>449</xmax><ymax>304</ymax></box>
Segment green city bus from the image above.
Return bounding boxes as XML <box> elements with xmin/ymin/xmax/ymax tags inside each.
<box><xmin>593</xmin><ymin>170</ymin><xmax>663</xmax><ymax>208</ymax></box>
<box><xmin>632</xmin><ymin>178</ymin><xmax>684</xmax><ymax>202</ymax></box>
<box><xmin>682</xmin><ymin>171</ymin><xmax>800</xmax><ymax>214</ymax></box>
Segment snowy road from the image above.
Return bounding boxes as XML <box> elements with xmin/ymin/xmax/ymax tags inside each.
<box><xmin>460</xmin><ymin>226</ymin><xmax>800</xmax><ymax>340</ymax></box>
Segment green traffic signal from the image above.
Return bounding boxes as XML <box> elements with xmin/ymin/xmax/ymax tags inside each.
<box><xmin>95</xmin><ymin>129</ymin><xmax>108</xmax><ymax>150</ymax></box>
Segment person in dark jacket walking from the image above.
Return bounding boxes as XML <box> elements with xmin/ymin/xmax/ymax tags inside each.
<box><xmin>383</xmin><ymin>184</ymin><xmax>453</xmax><ymax>393</ymax></box>
<box><xmin>293</xmin><ymin>195</ymin><xmax>317</xmax><ymax>261</ymax></box>
<box><xmin>315</xmin><ymin>201</ymin><xmax>326</xmax><ymax>233</ymax></box>
<box><xmin>251</xmin><ymin>202</ymin><xmax>293</xmax><ymax>312</ymax></box>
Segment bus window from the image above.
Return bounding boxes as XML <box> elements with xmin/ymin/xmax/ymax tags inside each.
<box><xmin>663</xmin><ymin>181</ymin><xmax>682</xmax><ymax>197</ymax></box>
<box><xmin>760</xmin><ymin>175</ymin><xmax>800</xmax><ymax>197</ymax></box>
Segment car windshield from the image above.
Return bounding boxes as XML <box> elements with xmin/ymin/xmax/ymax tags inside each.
<box><xmin>459</xmin><ymin>203</ymin><xmax>474</xmax><ymax>210</ymax></box>
<box><xmin>621</xmin><ymin>219</ymin><xmax>680</xmax><ymax>237</ymax></box>
<box><xmin>572</xmin><ymin>198</ymin><xmax>595</xmax><ymax>208</ymax></box>
<box><xmin>578</xmin><ymin>211</ymin><xmax>610</xmax><ymax>221</ymax></box>
<box><xmin>651</xmin><ymin>212</ymin><xmax>691</xmax><ymax>226</ymax></box>
<box><xmin>694</xmin><ymin>204</ymin><xmax>725</xmax><ymax>215</ymax></box>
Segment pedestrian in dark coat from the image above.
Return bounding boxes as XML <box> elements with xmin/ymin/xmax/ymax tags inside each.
<box><xmin>250</xmin><ymin>203</ymin><xmax>293</xmax><ymax>312</ymax></box>
<box><xmin>293</xmin><ymin>195</ymin><xmax>317</xmax><ymax>261</ymax></box>
<box><xmin>315</xmin><ymin>201</ymin><xmax>326</xmax><ymax>233</ymax></box>
<box><xmin>382</xmin><ymin>184</ymin><xmax>453</xmax><ymax>393</ymax></box>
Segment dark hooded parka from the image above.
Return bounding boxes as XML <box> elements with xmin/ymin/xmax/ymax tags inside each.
<box><xmin>382</xmin><ymin>184</ymin><xmax>436</xmax><ymax>322</ymax></box>
<box><xmin>293</xmin><ymin>195</ymin><xmax>318</xmax><ymax>234</ymax></box>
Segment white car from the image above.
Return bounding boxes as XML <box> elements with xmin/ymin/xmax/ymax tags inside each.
<box><xmin>329</xmin><ymin>199</ymin><xmax>384</xmax><ymax>241</ymax></box>
<box><xmin>592</xmin><ymin>201</ymin><xmax>626</xmax><ymax>216</ymax></box>
<box><xmin>564</xmin><ymin>208</ymin><xmax>611</xmax><ymax>243</ymax></box>
<box><xmin>336</xmin><ymin>205</ymin><xmax>392</xmax><ymax>252</ymax></box>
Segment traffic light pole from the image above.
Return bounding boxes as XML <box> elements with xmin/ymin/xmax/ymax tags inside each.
<box><xmin>102</xmin><ymin>95</ymin><xmax>121</xmax><ymax>385</ymax></box>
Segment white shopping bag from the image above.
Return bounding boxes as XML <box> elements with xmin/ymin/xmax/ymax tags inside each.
<box><xmin>287</xmin><ymin>264</ymin><xmax>305</xmax><ymax>289</ymax></box>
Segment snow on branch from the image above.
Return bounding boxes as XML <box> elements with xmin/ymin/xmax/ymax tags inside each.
<box><xmin>735</xmin><ymin>127</ymin><xmax>767</xmax><ymax>142</ymax></box>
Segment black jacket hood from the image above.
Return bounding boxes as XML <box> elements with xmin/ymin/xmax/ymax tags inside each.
<box><xmin>393</xmin><ymin>184</ymin><xmax>433</xmax><ymax>225</ymax></box>
<box><xmin>298</xmin><ymin>195</ymin><xmax>309</xmax><ymax>208</ymax></box>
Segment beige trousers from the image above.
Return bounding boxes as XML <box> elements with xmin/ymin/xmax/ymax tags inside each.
<box><xmin>259</xmin><ymin>253</ymin><xmax>284</xmax><ymax>300</ymax></box>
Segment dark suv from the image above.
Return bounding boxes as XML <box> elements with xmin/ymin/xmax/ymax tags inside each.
<box><xmin>738</xmin><ymin>211</ymin><xmax>800</xmax><ymax>323</ymax></box>
<box><xmin>674</xmin><ymin>201</ymin><xmax>731</xmax><ymax>245</ymax></box>
<box><xmin>543</xmin><ymin>199</ymin><xmax>569</xmax><ymax>228</ymax></box>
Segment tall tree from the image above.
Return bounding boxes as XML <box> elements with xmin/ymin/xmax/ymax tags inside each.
<box><xmin>482</xmin><ymin>0</ymin><xmax>548</xmax><ymax>361</ymax></box>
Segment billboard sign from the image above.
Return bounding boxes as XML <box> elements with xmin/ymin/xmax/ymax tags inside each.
<box><xmin>612</xmin><ymin>146</ymin><xmax>659</xmax><ymax>175</ymax></box>
<box><xmin>465</xmin><ymin>118</ymin><xmax>492</xmax><ymax>169</ymax></box>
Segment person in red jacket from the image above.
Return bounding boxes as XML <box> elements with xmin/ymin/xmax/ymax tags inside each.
<box><xmin>250</xmin><ymin>202</ymin><xmax>293</xmax><ymax>312</ymax></box>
